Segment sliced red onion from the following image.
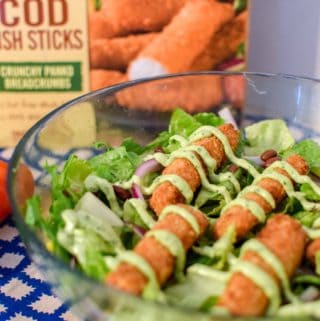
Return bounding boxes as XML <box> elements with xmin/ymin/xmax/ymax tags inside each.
<box><xmin>124</xmin><ymin>222</ymin><xmax>147</xmax><ymax>238</ymax></box>
<box><xmin>135</xmin><ymin>159</ymin><xmax>162</xmax><ymax>177</ymax></box>
<box><xmin>131</xmin><ymin>224</ymin><xmax>147</xmax><ymax>238</ymax></box>
<box><xmin>132</xmin><ymin>183</ymin><xmax>144</xmax><ymax>199</ymax></box>
<box><xmin>113</xmin><ymin>185</ymin><xmax>132</xmax><ymax>200</ymax></box>
<box><xmin>132</xmin><ymin>159</ymin><xmax>162</xmax><ymax>200</ymax></box>
<box><xmin>218</xmin><ymin>57</ymin><xmax>245</xmax><ymax>71</ymax></box>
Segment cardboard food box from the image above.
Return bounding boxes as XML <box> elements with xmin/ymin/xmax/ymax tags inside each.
<box><xmin>0</xmin><ymin>0</ymin><xmax>248</xmax><ymax>147</ymax></box>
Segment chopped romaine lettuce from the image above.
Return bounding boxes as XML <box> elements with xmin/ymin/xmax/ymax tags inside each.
<box><xmin>25</xmin><ymin>196</ymin><xmax>69</xmax><ymax>259</ymax></box>
<box><xmin>58</xmin><ymin>155</ymin><xmax>93</xmax><ymax>202</ymax></box>
<box><xmin>293</xmin><ymin>211</ymin><xmax>320</xmax><ymax>228</ymax></box>
<box><xmin>244</xmin><ymin>119</ymin><xmax>295</xmax><ymax>156</ymax></box>
<box><xmin>169</xmin><ymin>108</ymin><xmax>224</xmax><ymax>138</ymax></box>
<box><xmin>281</xmin><ymin>139</ymin><xmax>320</xmax><ymax>175</ymax></box>
<box><xmin>193</xmin><ymin>226</ymin><xmax>236</xmax><ymax>269</ymax></box>
<box><xmin>58</xmin><ymin>226</ymin><xmax>110</xmax><ymax>280</ymax></box>
<box><xmin>89</xmin><ymin>146</ymin><xmax>140</xmax><ymax>182</ymax></box>
<box><xmin>300</xmin><ymin>183</ymin><xmax>320</xmax><ymax>202</ymax></box>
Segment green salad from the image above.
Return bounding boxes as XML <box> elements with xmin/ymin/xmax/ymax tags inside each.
<box><xmin>26</xmin><ymin>109</ymin><xmax>320</xmax><ymax>318</ymax></box>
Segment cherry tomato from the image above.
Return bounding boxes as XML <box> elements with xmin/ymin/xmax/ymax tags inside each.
<box><xmin>0</xmin><ymin>160</ymin><xmax>11</xmax><ymax>222</ymax></box>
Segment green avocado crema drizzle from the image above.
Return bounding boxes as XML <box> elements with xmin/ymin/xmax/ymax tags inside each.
<box><xmin>240</xmin><ymin>239</ymin><xmax>299</xmax><ymax>303</ymax></box>
<box><xmin>221</xmin><ymin>198</ymin><xmax>266</xmax><ymax>223</ymax></box>
<box><xmin>142</xmin><ymin>174</ymin><xmax>194</xmax><ymax>203</ymax></box>
<box><xmin>146</xmin><ymin>230</ymin><xmax>186</xmax><ymax>282</ymax></box>
<box><xmin>238</xmin><ymin>185</ymin><xmax>276</xmax><ymax>209</ymax></box>
<box><xmin>124</xmin><ymin>198</ymin><xmax>156</xmax><ymax>229</ymax></box>
<box><xmin>148</xmin><ymin>148</ymin><xmax>232</xmax><ymax>202</ymax></box>
<box><xmin>85</xmin><ymin>175</ymin><xmax>123</xmax><ymax>217</ymax></box>
<box><xmin>159</xmin><ymin>205</ymin><xmax>200</xmax><ymax>235</ymax></box>
<box><xmin>230</xmin><ymin>258</ymin><xmax>281</xmax><ymax>315</ymax></box>
<box><xmin>189</xmin><ymin>126</ymin><xmax>260</xmax><ymax>178</ymax></box>
<box><xmin>116</xmin><ymin>251</ymin><xmax>162</xmax><ymax>300</ymax></box>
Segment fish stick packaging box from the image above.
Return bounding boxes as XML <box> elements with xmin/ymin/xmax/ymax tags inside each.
<box><xmin>0</xmin><ymin>0</ymin><xmax>248</xmax><ymax>147</ymax></box>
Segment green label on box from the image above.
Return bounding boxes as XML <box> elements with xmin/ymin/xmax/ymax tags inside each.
<box><xmin>0</xmin><ymin>62</ymin><xmax>82</xmax><ymax>92</ymax></box>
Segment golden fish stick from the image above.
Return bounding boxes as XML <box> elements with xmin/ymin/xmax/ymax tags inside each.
<box><xmin>101</xmin><ymin>0</ymin><xmax>187</xmax><ymax>36</ymax></box>
<box><xmin>129</xmin><ymin>0</ymin><xmax>234</xmax><ymax>79</ymax></box>
<box><xmin>88</xmin><ymin>11</ymin><xmax>117</xmax><ymax>41</ymax></box>
<box><xmin>116</xmin><ymin>75</ymin><xmax>224</xmax><ymax>113</ymax></box>
<box><xmin>90</xmin><ymin>69</ymin><xmax>126</xmax><ymax>91</ymax></box>
<box><xmin>106</xmin><ymin>205</ymin><xmax>208</xmax><ymax>295</ymax></box>
<box><xmin>306</xmin><ymin>238</ymin><xmax>320</xmax><ymax>266</ymax></box>
<box><xmin>218</xmin><ymin>214</ymin><xmax>306</xmax><ymax>316</ymax></box>
<box><xmin>150</xmin><ymin>124</ymin><xmax>240</xmax><ymax>216</ymax></box>
<box><xmin>190</xmin><ymin>10</ymin><xmax>248</xmax><ymax>71</ymax></box>
<box><xmin>90</xmin><ymin>33</ymin><xmax>158</xmax><ymax>71</ymax></box>
<box><xmin>213</xmin><ymin>154</ymin><xmax>309</xmax><ymax>240</ymax></box>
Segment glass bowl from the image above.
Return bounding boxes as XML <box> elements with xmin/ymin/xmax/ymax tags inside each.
<box><xmin>8</xmin><ymin>72</ymin><xmax>320</xmax><ymax>321</ymax></box>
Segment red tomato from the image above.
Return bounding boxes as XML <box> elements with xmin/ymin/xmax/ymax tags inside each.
<box><xmin>0</xmin><ymin>160</ymin><xmax>11</xmax><ymax>222</ymax></box>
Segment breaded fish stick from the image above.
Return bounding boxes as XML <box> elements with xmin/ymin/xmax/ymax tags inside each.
<box><xmin>150</xmin><ymin>124</ymin><xmax>239</xmax><ymax>216</ymax></box>
<box><xmin>90</xmin><ymin>33</ymin><xmax>158</xmax><ymax>71</ymax></box>
<box><xmin>116</xmin><ymin>75</ymin><xmax>224</xmax><ymax>112</ymax></box>
<box><xmin>128</xmin><ymin>1</ymin><xmax>234</xmax><ymax>79</ymax></box>
<box><xmin>101</xmin><ymin>0</ymin><xmax>187</xmax><ymax>37</ymax></box>
<box><xmin>90</xmin><ymin>70</ymin><xmax>126</xmax><ymax>91</ymax></box>
<box><xmin>88</xmin><ymin>11</ymin><xmax>116</xmax><ymax>41</ymax></box>
<box><xmin>218</xmin><ymin>214</ymin><xmax>306</xmax><ymax>316</ymax></box>
<box><xmin>306</xmin><ymin>238</ymin><xmax>320</xmax><ymax>266</ymax></box>
<box><xmin>190</xmin><ymin>11</ymin><xmax>248</xmax><ymax>71</ymax></box>
<box><xmin>106</xmin><ymin>204</ymin><xmax>208</xmax><ymax>295</ymax></box>
<box><xmin>213</xmin><ymin>155</ymin><xmax>309</xmax><ymax>240</ymax></box>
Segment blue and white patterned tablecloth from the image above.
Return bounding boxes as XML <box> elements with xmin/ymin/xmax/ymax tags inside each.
<box><xmin>0</xmin><ymin>149</ymin><xmax>81</xmax><ymax>321</ymax></box>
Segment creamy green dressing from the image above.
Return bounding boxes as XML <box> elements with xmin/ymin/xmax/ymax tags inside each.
<box><xmin>221</xmin><ymin>198</ymin><xmax>266</xmax><ymax>223</ymax></box>
<box><xmin>142</xmin><ymin>174</ymin><xmax>193</xmax><ymax>203</ymax></box>
<box><xmin>264</xmin><ymin>161</ymin><xmax>320</xmax><ymax>214</ymax></box>
<box><xmin>277</xmin><ymin>301</ymin><xmax>320</xmax><ymax>318</ymax></box>
<box><xmin>239</xmin><ymin>185</ymin><xmax>276</xmax><ymax>209</ymax></box>
<box><xmin>147</xmin><ymin>230</ymin><xmax>186</xmax><ymax>281</ymax></box>
<box><xmin>269</xmin><ymin>161</ymin><xmax>320</xmax><ymax>195</ymax></box>
<box><xmin>159</xmin><ymin>205</ymin><xmax>200</xmax><ymax>235</ymax></box>
<box><xmin>117</xmin><ymin>251</ymin><xmax>161</xmax><ymax>300</ymax></box>
<box><xmin>169</xmin><ymin>134</ymin><xmax>189</xmax><ymax>146</ymax></box>
<box><xmin>85</xmin><ymin>175</ymin><xmax>123</xmax><ymax>217</ymax></box>
<box><xmin>231</xmin><ymin>259</ymin><xmax>281</xmax><ymax>315</ymax></box>
<box><xmin>189</xmin><ymin>126</ymin><xmax>260</xmax><ymax>178</ymax></box>
<box><xmin>188</xmin><ymin>264</ymin><xmax>230</xmax><ymax>283</ymax></box>
<box><xmin>149</xmin><ymin>147</ymin><xmax>232</xmax><ymax>203</ymax></box>
<box><xmin>240</xmin><ymin>239</ymin><xmax>298</xmax><ymax>303</ymax></box>
<box><xmin>124</xmin><ymin>198</ymin><xmax>156</xmax><ymax>228</ymax></box>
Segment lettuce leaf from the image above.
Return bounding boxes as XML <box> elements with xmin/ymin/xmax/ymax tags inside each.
<box><xmin>192</xmin><ymin>226</ymin><xmax>236</xmax><ymax>270</ymax></box>
<box><xmin>25</xmin><ymin>196</ymin><xmax>69</xmax><ymax>260</ymax></box>
<box><xmin>293</xmin><ymin>211</ymin><xmax>320</xmax><ymax>228</ymax></box>
<box><xmin>244</xmin><ymin>119</ymin><xmax>295</xmax><ymax>156</ymax></box>
<box><xmin>89</xmin><ymin>146</ymin><xmax>140</xmax><ymax>182</ymax></box>
<box><xmin>300</xmin><ymin>183</ymin><xmax>320</xmax><ymax>201</ymax></box>
<box><xmin>281</xmin><ymin>139</ymin><xmax>320</xmax><ymax>175</ymax></box>
<box><xmin>169</xmin><ymin>109</ymin><xmax>224</xmax><ymax>138</ymax></box>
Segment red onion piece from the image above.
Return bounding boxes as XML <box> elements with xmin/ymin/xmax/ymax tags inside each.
<box><xmin>135</xmin><ymin>159</ymin><xmax>162</xmax><ymax>177</ymax></box>
<box><xmin>113</xmin><ymin>185</ymin><xmax>132</xmax><ymax>200</ymax></box>
<box><xmin>131</xmin><ymin>159</ymin><xmax>162</xmax><ymax>200</ymax></box>
<box><xmin>218</xmin><ymin>57</ymin><xmax>245</xmax><ymax>71</ymax></box>
<box><xmin>132</xmin><ymin>183</ymin><xmax>144</xmax><ymax>199</ymax></box>
<box><xmin>124</xmin><ymin>222</ymin><xmax>147</xmax><ymax>238</ymax></box>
